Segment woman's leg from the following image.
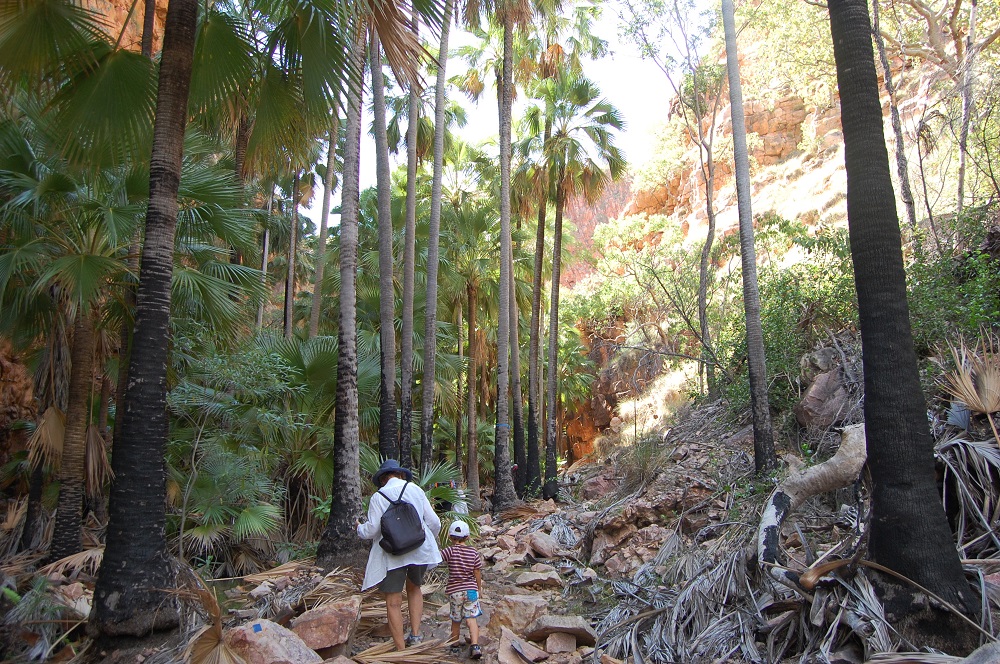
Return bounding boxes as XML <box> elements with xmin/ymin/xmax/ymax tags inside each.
<box><xmin>385</xmin><ymin>591</ymin><xmax>405</xmax><ymax>650</ymax></box>
<box><xmin>405</xmin><ymin>577</ymin><xmax>423</xmax><ymax>637</ymax></box>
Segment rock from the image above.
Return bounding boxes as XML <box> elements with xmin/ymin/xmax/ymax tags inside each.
<box><xmin>580</xmin><ymin>468</ymin><xmax>616</xmax><ymax>500</ymax></box>
<box><xmin>480</xmin><ymin>546</ymin><xmax>501</xmax><ymax>560</ymax></box>
<box><xmin>225</xmin><ymin>619</ymin><xmax>323</xmax><ymax>664</ymax></box>
<box><xmin>515</xmin><ymin>571</ymin><xmax>563</xmax><ymax>589</ymax></box>
<box><xmin>508</xmin><ymin>523</ymin><xmax>529</xmax><ymax>537</ymax></box>
<box><xmin>590</xmin><ymin>524</ymin><xmax>636</xmax><ymax>564</ymax></box>
<box><xmin>794</xmin><ymin>370</ymin><xmax>848</xmax><ymax>429</ymax></box>
<box><xmin>321</xmin><ymin>657</ymin><xmax>356</xmax><ymax>664</ymax></box>
<box><xmin>437</xmin><ymin>604</ymin><xmax>451</xmax><ymax>619</ymax></box>
<box><xmin>536</xmin><ymin>499</ymin><xmax>557</xmax><ymax>515</ymax></box>
<box><xmin>489</xmin><ymin>594</ymin><xmax>549</xmax><ymax>636</ymax></box>
<box><xmin>799</xmin><ymin>347</ymin><xmax>841</xmax><ymax>386</ymax></box>
<box><xmin>249</xmin><ymin>581</ymin><xmax>274</xmax><ymax>598</ymax></box>
<box><xmin>525</xmin><ymin>616</ymin><xmax>597</xmax><ymax>647</ymax></box>
<box><xmin>531</xmin><ymin>563</ymin><xmax>556</xmax><ymax>573</ymax></box>
<box><xmin>478</xmin><ymin>514</ymin><xmax>494</xmax><ymax>526</ymax></box>
<box><xmin>600</xmin><ymin>655</ymin><xmax>624</xmax><ymax>664</ymax></box>
<box><xmin>499</xmin><ymin>626</ymin><xmax>549</xmax><ymax>664</ymax></box>
<box><xmin>528</xmin><ymin>531</ymin><xmax>561</xmax><ymax>558</ymax></box>
<box><xmin>545</xmin><ymin>632</ymin><xmax>576</xmax><ymax>653</ymax></box>
<box><xmin>498</xmin><ymin>534</ymin><xmax>518</xmax><ymax>551</ymax></box>
<box><xmin>289</xmin><ymin>595</ymin><xmax>361</xmax><ymax>652</ymax></box>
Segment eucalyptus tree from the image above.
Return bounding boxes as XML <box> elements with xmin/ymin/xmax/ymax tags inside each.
<box><xmin>828</xmin><ymin>0</ymin><xmax>980</xmax><ymax>644</ymax></box>
<box><xmin>721</xmin><ymin>0</ymin><xmax>775</xmax><ymax>474</ymax></box>
<box><xmin>371</xmin><ymin>34</ymin><xmax>398</xmax><ymax>456</ymax></box>
<box><xmin>521</xmin><ymin>74</ymin><xmax>623</xmax><ymax>498</ymax></box>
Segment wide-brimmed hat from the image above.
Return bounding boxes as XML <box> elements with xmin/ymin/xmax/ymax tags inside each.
<box><xmin>372</xmin><ymin>459</ymin><xmax>413</xmax><ymax>486</ymax></box>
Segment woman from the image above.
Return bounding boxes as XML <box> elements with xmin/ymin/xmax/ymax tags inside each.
<box><xmin>357</xmin><ymin>459</ymin><xmax>442</xmax><ymax>650</ymax></box>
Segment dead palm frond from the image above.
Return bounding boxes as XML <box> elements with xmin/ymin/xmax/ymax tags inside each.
<box><xmin>935</xmin><ymin>435</ymin><xmax>1000</xmax><ymax>556</ymax></box>
<box><xmin>301</xmin><ymin>567</ymin><xmax>356</xmax><ymax>609</ymax></box>
<box><xmin>353</xmin><ymin>637</ymin><xmax>453</xmax><ymax>663</ymax></box>
<box><xmin>26</xmin><ymin>406</ymin><xmax>65</xmax><ymax>469</ymax></box>
<box><xmin>242</xmin><ymin>558</ymin><xmax>314</xmax><ymax>584</ymax></box>
<box><xmin>944</xmin><ymin>337</ymin><xmax>1000</xmax><ymax>445</ymax></box>
<box><xmin>174</xmin><ymin>565</ymin><xmax>246</xmax><ymax>664</ymax></box>
<box><xmin>85</xmin><ymin>423</ymin><xmax>113</xmax><ymax>497</ymax></box>
<box><xmin>38</xmin><ymin>546</ymin><xmax>103</xmax><ymax>579</ymax></box>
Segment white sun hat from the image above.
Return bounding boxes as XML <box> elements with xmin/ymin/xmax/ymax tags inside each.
<box><xmin>449</xmin><ymin>520</ymin><xmax>470</xmax><ymax>538</ymax></box>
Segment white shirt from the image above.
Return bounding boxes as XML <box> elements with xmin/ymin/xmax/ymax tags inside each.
<box><xmin>357</xmin><ymin>477</ymin><xmax>443</xmax><ymax>591</ymax></box>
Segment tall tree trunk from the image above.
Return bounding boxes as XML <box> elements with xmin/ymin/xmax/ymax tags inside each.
<box><xmin>957</xmin><ymin>0</ymin><xmax>977</xmax><ymax>212</ymax></box>
<box><xmin>543</xmin><ymin>181</ymin><xmax>565</xmax><ymax>500</ymax></box>
<box><xmin>697</xmin><ymin>160</ymin><xmax>716</xmax><ymax>393</ymax></box>
<box><xmin>256</xmin><ymin>192</ymin><xmax>273</xmax><ymax>330</ymax></box>
<box><xmin>90</xmin><ymin>0</ymin><xmax>198</xmax><ymax>637</ymax></box>
<box><xmin>871</xmin><ymin>0</ymin><xmax>917</xmax><ymax>235</ymax></box>
<box><xmin>283</xmin><ymin>173</ymin><xmax>299</xmax><ymax>340</ymax></box>
<box><xmin>317</xmin><ymin>32</ymin><xmax>366</xmax><ymax>568</ymax></box>
<box><xmin>493</xmin><ymin>14</ymin><xmax>518</xmax><ymax>512</ymax></box>
<box><xmin>309</xmin><ymin>117</ymin><xmax>339</xmax><ymax>338</ymax></box>
<box><xmin>419</xmin><ymin>0</ymin><xmax>454</xmax><ymax>474</ymax></box>
<box><xmin>527</xmin><ymin>120</ymin><xmax>550</xmax><ymax>497</ymax></box>
<box><xmin>141</xmin><ymin>0</ymin><xmax>155</xmax><ymax>57</ymax></box>
<box><xmin>400</xmin><ymin>10</ymin><xmax>420</xmax><ymax>466</ymax></box>
<box><xmin>722</xmin><ymin>0</ymin><xmax>776</xmax><ymax>474</ymax></box>
<box><xmin>466</xmin><ymin>284</ymin><xmax>481</xmax><ymax>510</ymax></box>
<box><xmin>508</xmin><ymin>237</ymin><xmax>526</xmax><ymax>496</ymax></box>
<box><xmin>371</xmin><ymin>35</ymin><xmax>398</xmax><ymax>458</ymax></box>
<box><xmin>828</xmin><ymin>0</ymin><xmax>980</xmax><ymax>638</ymax></box>
<box><xmin>456</xmin><ymin>306</ymin><xmax>463</xmax><ymax>474</ymax></box>
<box><xmin>49</xmin><ymin>311</ymin><xmax>95</xmax><ymax>561</ymax></box>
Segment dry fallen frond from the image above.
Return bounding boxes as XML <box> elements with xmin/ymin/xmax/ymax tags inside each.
<box><xmin>85</xmin><ymin>423</ymin><xmax>113</xmax><ymax>497</ymax></box>
<box><xmin>944</xmin><ymin>336</ymin><xmax>1000</xmax><ymax>444</ymax></box>
<box><xmin>183</xmin><ymin>623</ymin><xmax>246</xmax><ymax>664</ymax></box>
<box><xmin>353</xmin><ymin>637</ymin><xmax>453</xmax><ymax>663</ymax></box>
<box><xmin>38</xmin><ymin>547</ymin><xmax>104</xmax><ymax>579</ymax></box>
<box><xmin>27</xmin><ymin>406</ymin><xmax>65</xmax><ymax>469</ymax></box>
<box><xmin>242</xmin><ymin>559</ymin><xmax>316</xmax><ymax>584</ymax></box>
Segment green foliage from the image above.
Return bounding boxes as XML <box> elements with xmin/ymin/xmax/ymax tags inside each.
<box><xmin>717</xmin><ymin>215</ymin><xmax>856</xmax><ymax>414</ymax></box>
<box><xmin>907</xmin><ymin>205</ymin><xmax>1000</xmax><ymax>354</ymax></box>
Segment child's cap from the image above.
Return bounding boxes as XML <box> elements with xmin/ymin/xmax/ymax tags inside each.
<box><xmin>449</xmin><ymin>521</ymin><xmax>470</xmax><ymax>538</ymax></box>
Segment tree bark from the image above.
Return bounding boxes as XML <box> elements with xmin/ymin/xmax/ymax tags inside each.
<box><xmin>722</xmin><ymin>0</ymin><xmax>776</xmax><ymax>474</ymax></box>
<box><xmin>509</xmin><ymin>238</ymin><xmax>526</xmax><ymax>496</ymax></box>
<box><xmin>956</xmin><ymin>0</ymin><xmax>977</xmax><ymax>212</ymax></box>
<box><xmin>419</xmin><ymin>0</ymin><xmax>453</xmax><ymax>474</ymax></box>
<box><xmin>493</xmin><ymin>14</ymin><xmax>518</xmax><ymax>512</ymax></box>
<box><xmin>309</xmin><ymin>117</ymin><xmax>339</xmax><ymax>338</ymax></box>
<box><xmin>828</xmin><ymin>0</ymin><xmax>980</xmax><ymax>633</ymax></box>
<box><xmin>91</xmin><ymin>0</ymin><xmax>198</xmax><ymax>637</ymax></box>
<box><xmin>371</xmin><ymin>34</ymin><xmax>398</xmax><ymax>458</ymax></box>
<box><xmin>49</xmin><ymin>310</ymin><xmax>95</xmax><ymax>561</ymax></box>
<box><xmin>283</xmin><ymin>173</ymin><xmax>300</xmax><ymax>340</ymax></box>
<box><xmin>317</xmin><ymin>32</ymin><xmax>366</xmax><ymax>568</ymax></box>
<box><xmin>256</xmin><ymin>192</ymin><xmax>272</xmax><ymax>330</ymax></box>
<box><xmin>543</xmin><ymin>180</ymin><xmax>565</xmax><ymax>500</ymax></box>
<box><xmin>399</xmin><ymin>9</ymin><xmax>420</xmax><ymax>466</ymax></box>
<box><xmin>466</xmin><ymin>283</ymin><xmax>481</xmax><ymax>511</ymax></box>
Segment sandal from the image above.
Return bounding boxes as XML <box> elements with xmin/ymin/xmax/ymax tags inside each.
<box><xmin>405</xmin><ymin>634</ymin><xmax>423</xmax><ymax>647</ymax></box>
<box><xmin>470</xmin><ymin>644</ymin><xmax>482</xmax><ymax>659</ymax></box>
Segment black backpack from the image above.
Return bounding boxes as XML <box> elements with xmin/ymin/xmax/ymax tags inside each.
<box><xmin>377</xmin><ymin>482</ymin><xmax>426</xmax><ymax>555</ymax></box>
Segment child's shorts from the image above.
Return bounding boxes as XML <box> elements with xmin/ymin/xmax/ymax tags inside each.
<box><xmin>448</xmin><ymin>589</ymin><xmax>482</xmax><ymax>622</ymax></box>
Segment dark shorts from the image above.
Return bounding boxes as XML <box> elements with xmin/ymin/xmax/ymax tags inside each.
<box><xmin>379</xmin><ymin>564</ymin><xmax>428</xmax><ymax>593</ymax></box>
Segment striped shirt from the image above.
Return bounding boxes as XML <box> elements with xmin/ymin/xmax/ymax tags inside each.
<box><xmin>440</xmin><ymin>544</ymin><xmax>483</xmax><ymax>594</ymax></box>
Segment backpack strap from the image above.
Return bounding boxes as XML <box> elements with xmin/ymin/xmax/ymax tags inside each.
<box><xmin>396</xmin><ymin>481</ymin><xmax>409</xmax><ymax>501</ymax></box>
<box><xmin>376</xmin><ymin>481</ymin><xmax>411</xmax><ymax>505</ymax></box>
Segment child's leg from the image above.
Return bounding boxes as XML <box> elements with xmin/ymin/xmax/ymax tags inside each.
<box><xmin>450</xmin><ymin>620</ymin><xmax>461</xmax><ymax>642</ymax></box>
<box><xmin>467</xmin><ymin>617</ymin><xmax>479</xmax><ymax>645</ymax></box>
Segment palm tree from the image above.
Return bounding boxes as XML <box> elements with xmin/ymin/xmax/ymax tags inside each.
<box><xmin>284</xmin><ymin>172</ymin><xmax>300</xmax><ymax>339</ymax></box>
<box><xmin>721</xmin><ymin>0</ymin><xmax>775</xmax><ymax>474</ymax></box>
<box><xmin>525</xmin><ymin>74</ymin><xmax>623</xmax><ymax>498</ymax></box>
<box><xmin>309</xmin><ymin>119</ymin><xmax>339</xmax><ymax>338</ymax></box>
<box><xmin>316</xmin><ymin>31</ymin><xmax>366</xmax><ymax>568</ymax></box>
<box><xmin>371</xmin><ymin>34</ymin><xmax>398</xmax><ymax>457</ymax></box>
<box><xmin>419</xmin><ymin>0</ymin><xmax>455</xmax><ymax>473</ymax></box>
<box><xmin>90</xmin><ymin>0</ymin><xmax>199</xmax><ymax>636</ymax></box>
<box><xmin>827</xmin><ymin>0</ymin><xmax>979</xmax><ymax>632</ymax></box>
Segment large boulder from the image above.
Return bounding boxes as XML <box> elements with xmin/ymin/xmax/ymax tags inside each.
<box><xmin>515</xmin><ymin>571</ymin><xmax>563</xmax><ymax>589</ymax></box>
<box><xmin>489</xmin><ymin>594</ymin><xmax>549</xmax><ymax>637</ymax></box>
<box><xmin>527</xmin><ymin>531</ymin><xmax>561</xmax><ymax>558</ymax></box>
<box><xmin>290</xmin><ymin>595</ymin><xmax>361</xmax><ymax>653</ymax></box>
<box><xmin>225</xmin><ymin>619</ymin><xmax>323</xmax><ymax>664</ymax></box>
<box><xmin>794</xmin><ymin>370</ymin><xmax>848</xmax><ymax>429</ymax></box>
<box><xmin>525</xmin><ymin>615</ymin><xmax>597</xmax><ymax>647</ymax></box>
<box><xmin>499</xmin><ymin>626</ymin><xmax>549</xmax><ymax>664</ymax></box>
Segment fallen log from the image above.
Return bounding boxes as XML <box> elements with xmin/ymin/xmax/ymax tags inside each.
<box><xmin>758</xmin><ymin>423</ymin><xmax>867</xmax><ymax>590</ymax></box>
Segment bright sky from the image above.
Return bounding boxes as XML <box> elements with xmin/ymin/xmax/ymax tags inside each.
<box><xmin>302</xmin><ymin>11</ymin><xmax>671</xmax><ymax>225</ymax></box>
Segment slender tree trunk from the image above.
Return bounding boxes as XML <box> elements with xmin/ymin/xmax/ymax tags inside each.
<box><xmin>317</xmin><ymin>32</ymin><xmax>366</xmax><ymax>568</ymax></box>
<box><xmin>527</xmin><ymin>124</ymin><xmax>550</xmax><ymax>496</ymax></box>
<box><xmin>284</xmin><ymin>173</ymin><xmax>299</xmax><ymax>340</ymax></box>
<box><xmin>141</xmin><ymin>0</ymin><xmax>155</xmax><ymax>57</ymax></box>
<box><xmin>91</xmin><ymin>0</ymin><xmax>198</xmax><ymax>637</ymax></box>
<box><xmin>419</xmin><ymin>0</ymin><xmax>453</xmax><ymax>474</ymax></box>
<box><xmin>49</xmin><ymin>311</ymin><xmax>95</xmax><ymax>561</ymax></box>
<box><xmin>829</xmin><ymin>0</ymin><xmax>980</xmax><ymax>637</ymax></box>
<box><xmin>871</xmin><ymin>0</ymin><xmax>917</xmax><ymax>235</ymax></box>
<box><xmin>509</xmin><ymin>237</ymin><xmax>526</xmax><ymax>496</ymax></box>
<box><xmin>492</xmin><ymin>14</ymin><xmax>518</xmax><ymax>512</ymax></box>
<box><xmin>957</xmin><ymin>0</ymin><xmax>977</xmax><ymax>212</ymax></box>
<box><xmin>309</xmin><ymin>117</ymin><xmax>339</xmax><ymax>338</ymax></box>
<box><xmin>456</xmin><ymin>307</ymin><xmax>463</xmax><ymax>474</ymax></box>
<box><xmin>371</xmin><ymin>35</ymin><xmax>398</xmax><ymax>457</ymax></box>
<box><xmin>543</xmin><ymin>181</ymin><xmax>565</xmax><ymax>500</ymax></box>
<box><xmin>722</xmin><ymin>0</ymin><xmax>776</xmax><ymax>474</ymax></box>
<box><xmin>399</xmin><ymin>10</ymin><xmax>420</xmax><ymax>466</ymax></box>
<box><xmin>256</xmin><ymin>192</ymin><xmax>272</xmax><ymax>330</ymax></box>
<box><xmin>466</xmin><ymin>285</ymin><xmax>481</xmax><ymax>511</ymax></box>
<box><xmin>697</xmin><ymin>160</ymin><xmax>716</xmax><ymax>393</ymax></box>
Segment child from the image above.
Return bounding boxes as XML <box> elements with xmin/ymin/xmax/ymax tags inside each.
<box><xmin>440</xmin><ymin>520</ymin><xmax>484</xmax><ymax>659</ymax></box>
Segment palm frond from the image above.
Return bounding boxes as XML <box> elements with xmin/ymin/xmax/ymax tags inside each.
<box><xmin>26</xmin><ymin>406</ymin><xmax>64</xmax><ymax>469</ymax></box>
<box><xmin>0</xmin><ymin>0</ymin><xmax>106</xmax><ymax>83</ymax></box>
